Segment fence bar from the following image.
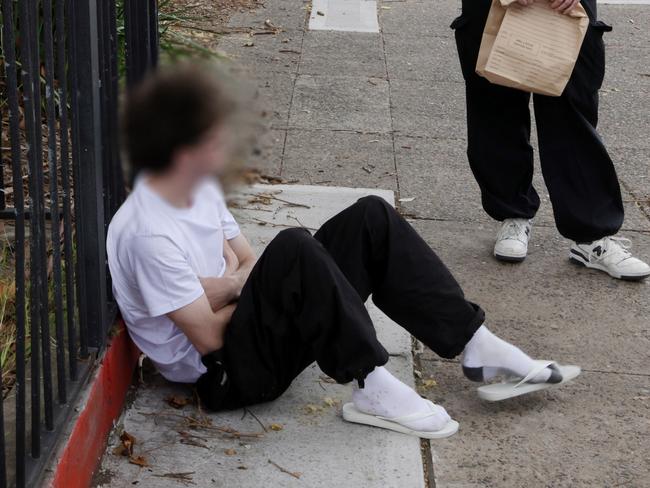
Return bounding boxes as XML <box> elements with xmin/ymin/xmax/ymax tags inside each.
<box><xmin>33</xmin><ymin>0</ymin><xmax>55</xmax><ymax>434</ymax></box>
<box><xmin>104</xmin><ymin>0</ymin><xmax>126</xmax><ymax>217</ymax></box>
<box><xmin>0</xmin><ymin>71</ymin><xmax>8</xmax><ymax>488</ymax></box>
<box><xmin>149</xmin><ymin>0</ymin><xmax>160</xmax><ymax>68</ymax></box>
<box><xmin>1</xmin><ymin>0</ymin><xmax>27</xmax><ymax>482</ymax></box>
<box><xmin>18</xmin><ymin>0</ymin><xmax>44</xmax><ymax>457</ymax></box>
<box><xmin>43</xmin><ymin>0</ymin><xmax>68</xmax><ymax>405</ymax></box>
<box><xmin>67</xmin><ymin>0</ymin><xmax>89</xmax><ymax>359</ymax></box>
<box><xmin>125</xmin><ymin>0</ymin><xmax>159</xmax><ymax>87</ymax></box>
<box><xmin>69</xmin><ymin>0</ymin><xmax>109</xmax><ymax>349</ymax></box>
<box><xmin>58</xmin><ymin>0</ymin><xmax>79</xmax><ymax>381</ymax></box>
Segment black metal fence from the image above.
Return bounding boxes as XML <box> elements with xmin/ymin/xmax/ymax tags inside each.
<box><xmin>0</xmin><ymin>1</ymin><xmax>158</xmax><ymax>487</ymax></box>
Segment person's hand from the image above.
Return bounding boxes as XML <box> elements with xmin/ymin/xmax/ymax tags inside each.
<box><xmin>550</xmin><ymin>0</ymin><xmax>581</xmax><ymax>14</ymax></box>
<box><xmin>517</xmin><ymin>0</ymin><xmax>535</xmax><ymax>5</ymax></box>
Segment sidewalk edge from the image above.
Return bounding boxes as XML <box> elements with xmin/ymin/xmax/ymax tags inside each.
<box><xmin>45</xmin><ymin>321</ymin><xmax>139</xmax><ymax>488</ymax></box>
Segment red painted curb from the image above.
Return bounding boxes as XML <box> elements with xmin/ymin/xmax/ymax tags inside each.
<box><xmin>49</xmin><ymin>321</ymin><xmax>140</xmax><ymax>488</ymax></box>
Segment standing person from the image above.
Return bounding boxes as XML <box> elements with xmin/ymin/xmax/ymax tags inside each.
<box><xmin>451</xmin><ymin>0</ymin><xmax>650</xmax><ymax>280</ymax></box>
<box><xmin>107</xmin><ymin>65</ymin><xmax>579</xmax><ymax>441</ymax></box>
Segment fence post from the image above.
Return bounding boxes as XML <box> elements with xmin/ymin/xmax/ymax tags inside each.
<box><xmin>69</xmin><ymin>0</ymin><xmax>108</xmax><ymax>350</ymax></box>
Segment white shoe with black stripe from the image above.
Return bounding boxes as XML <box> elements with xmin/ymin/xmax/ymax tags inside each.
<box><xmin>569</xmin><ymin>236</ymin><xmax>650</xmax><ymax>281</ymax></box>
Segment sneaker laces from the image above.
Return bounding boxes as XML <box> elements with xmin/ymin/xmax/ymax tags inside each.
<box><xmin>590</xmin><ymin>236</ymin><xmax>633</xmax><ymax>264</ymax></box>
<box><xmin>497</xmin><ymin>220</ymin><xmax>529</xmax><ymax>241</ymax></box>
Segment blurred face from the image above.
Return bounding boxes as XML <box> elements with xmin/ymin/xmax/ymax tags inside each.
<box><xmin>174</xmin><ymin>123</ymin><xmax>232</xmax><ymax>179</ymax></box>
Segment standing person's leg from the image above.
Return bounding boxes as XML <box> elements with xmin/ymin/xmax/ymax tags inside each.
<box><xmin>532</xmin><ymin>0</ymin><xmax>649</xmax><ymax>280</ymax></box>
<box><xmin>452</xmin><ymin>0</ymin><xmax>538</xmax><ymax>261</ymax></box>
<box><xmin>314</xmin><ymin>196</ymin><xmax>559</xmax><ymax>384</ymax></box>
<box><xmin>533</xmin><ymin>0</ymin><xmax>622</xmax><ymax>242</ymax></box>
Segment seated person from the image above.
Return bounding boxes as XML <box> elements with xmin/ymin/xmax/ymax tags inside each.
<box><xmin>107</xmin><ymin>65</ymin><xmax>579</xmax><ymax>439</ymax></box>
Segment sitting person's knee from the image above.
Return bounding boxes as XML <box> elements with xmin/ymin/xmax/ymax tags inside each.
<box><xmin>356</xmin><ymin>195</ymin><xmax>393</xmax><ymax>218</ymax></box>
<box><xmin>270</xmin><ymin>227</ymin><xmax>314</xmax><ymax>251</ymax></box>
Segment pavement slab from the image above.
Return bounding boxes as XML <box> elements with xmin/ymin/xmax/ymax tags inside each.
<box><xmin>379</xmin><ymin>0</ymin><xmax>460</xmax><ymax>37</ymax></box>
<box><xmin>282</xmin><ymin>129</ymin><xmax>397</xmax><ymax>189</ymax></box>
<box><xmin>384</xmin><ymin>33</ymin><xmax>463</xmax><ymax>83</ymax></box>
<box><xmin>411</xmin><ymin>220</ymin><xmax>650</xmax><ymax>375</ymax></box>
<box><xmin>299</xmin><ymin>31</ymin><xmax>387</xmax><ymax>78</ymax></box>
<box><xmin>289</xmin><ymin>74</ymin><xmax>392</xmax><ymax>132</ymax></box>
<box><xmin>390</xmin><ymin>79</ymin><xmax>466</xmax><ymax>139</ymax></box>
<box><xmin>309</xmin><ymin>0</ymin><xmax>380</xmax><ymax>33</ymax></box>
<box><xmin>219</xmin><ymin>32</ymin><xmax>304</xmax><ymax>74</ymax></box>
<box><xmin>412</xmin><ymin>219</ymin><xmax>650</xmax><ymax>486</ymax></box>
<box><xmin>417</xmin><ymin>365</ymin><xmax>650</xmax><ymax>488</ymax></box>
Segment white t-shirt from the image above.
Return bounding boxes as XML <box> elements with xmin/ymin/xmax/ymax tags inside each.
<box><xmin>106</xmin><ymin>177</ymin><xmax>241</xmax><ymax>383</ymax></box>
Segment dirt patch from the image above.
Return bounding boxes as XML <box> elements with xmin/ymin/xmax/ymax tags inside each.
<box><xmin>171</xmin><ymin>0</ymin><xmax>264</xmax><ymax>30</ymax></box>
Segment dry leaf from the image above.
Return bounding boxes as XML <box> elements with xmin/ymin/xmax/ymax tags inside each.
<box><xmin>129</xmin><ymin>455</ymin><xmax>149</xmax><ymax>467</ymax></box>
<box><xmin>422</xmin><ymin>378</ymin><xmax>437</xmax><ymax>389</ymax></box>
<box><xmin>269</xmin><ymin>423</ymin><xmax>284</xmax><ymax>431</ymax></box>
<box><xmin>224</xmin><ymin>448</ymin><xmax>237</xmax><ymax>456</ymax></box>
<box><xmin>166</xmin><ymin>395</ymin><xmax>193</xmax><ymax>409</ymax></box>
<box><xmin>113</xmin><ymin>431</ymin><xmax>136</xmax><ymax>457</ymax></box>
<box><xmin>323</xmin><ymin>397</ymin><xmax>336</xmax><ymax>407</ymax></box>
<box><xmin>305</xmin><ymin>404</ymin><xmax>322</xmax><ymax>414</ymax></box>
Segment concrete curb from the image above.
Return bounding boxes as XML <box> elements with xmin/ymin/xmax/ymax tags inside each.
<box><xmin>44</xmin><ymin>322</ymin><xmax>140</xmax><ymax>488</ymax></box>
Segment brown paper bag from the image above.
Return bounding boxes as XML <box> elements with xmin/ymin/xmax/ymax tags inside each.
<box><xmin>476</xmin><ymin>0</ymin><xmax>589</xmax><ymax>96</ymax></box>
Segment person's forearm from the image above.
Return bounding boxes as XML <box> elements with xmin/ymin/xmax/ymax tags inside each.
<box><xmin>201</xmin><ymin>276</ymin><xmax>240</xmax><ymax>312</ymax></box>
<box><xmin>198</xmin><ymin>303</ymin><xmax>236</xmax><ymax>354</ymax></box>
<box><xmin>229</xmin><ymin>256</ymin><xmax>256</xmax><ymax>297</ymax></box>
<box><xmin>201</xmin><ymin>257</ymin><xmax>256</xmax><ymax>312</ymax></box>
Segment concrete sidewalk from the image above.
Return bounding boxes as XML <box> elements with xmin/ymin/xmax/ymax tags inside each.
<box><xmin>96</xmin><ymin>0</ymin><xmax>650</xmax><ymax>486</ymax></box>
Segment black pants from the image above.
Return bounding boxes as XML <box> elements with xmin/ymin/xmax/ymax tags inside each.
<box><xmin>452</xmin><ymin>0</ymin><xmax>624</xmax><ymax>243</ymax></box>
<box><xmin>196</xmin><ymin>196</ymin><xmax>484</xmax><ymax>411</ymax></box>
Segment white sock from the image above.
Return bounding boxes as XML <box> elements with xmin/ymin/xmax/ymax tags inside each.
<box><xmin>352</xmin><ymin>366</ymin><xmax>451</xmax><ymax>432</ymax></box>
<box><xmin>462</xmin><ymin>325</ymin><xmax>551</xmax><ymax>383</ymax></box>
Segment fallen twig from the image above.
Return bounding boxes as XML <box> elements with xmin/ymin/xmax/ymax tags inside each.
<box><xmin>268</xmin><ymin>459</ymin><xmax>302</xmax><ymax>479</ymax></box>
<box><xmin>152</xmin><ymin>471</ymin><xmax>195</xmax><ymax>483</ymax></box>
<box><xmin>139</xmin><ymin>411</ymin><xmax>265</xmax><ymax>439</ymax></box>
<box><xmin>242</xmin><ymin>407</ymin><xmax>268</xmax><ymax>433</ymax></box>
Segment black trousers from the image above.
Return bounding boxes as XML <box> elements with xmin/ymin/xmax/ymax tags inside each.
<box><xmin>452</xmin><ymin>0</ymin><xmax>624</xmax><ymax>243</ymax></box>
<box><xmin>196</xmin><ymin>196</ymin><xmax>484</xmax><ymax>411</ymax></box>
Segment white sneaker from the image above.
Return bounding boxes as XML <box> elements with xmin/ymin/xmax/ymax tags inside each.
<box><xmin>570</xmin><ymin>236</ymin><xmax>650</xmax><ymax>281</ymax></box>
<box><xmin>494</xmin><ymin>219</ymin><xmax>531</xmax><ymax>262</ymax></box>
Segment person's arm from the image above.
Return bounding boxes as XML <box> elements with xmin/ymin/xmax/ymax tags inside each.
<box><xmin>200</xmin><ymin>234</ymin><xmax>256</xmax><ymax>312</ymax></box>
<box><xmin>167</xmin><ymin>295</ymin><xmax>235</xmax><ymax>355</ymax></box>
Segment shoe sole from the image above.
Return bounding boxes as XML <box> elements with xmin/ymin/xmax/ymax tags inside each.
<box><xmin>495</xmin><ymin>253</ymin><xmax>526</xmax><ymax>263</ymax></box>
<box><xmin>569</xmin><ymin>256</ymin><xmax>650</xmax><ymax>282</ymax></box>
